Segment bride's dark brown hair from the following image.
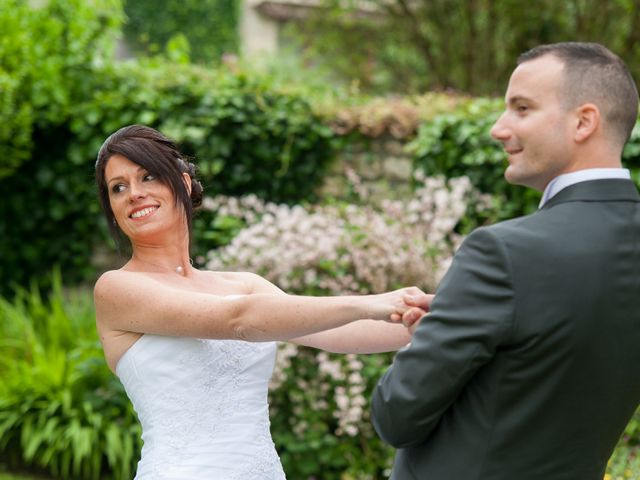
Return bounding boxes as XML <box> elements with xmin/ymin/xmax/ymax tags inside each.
<box><xmin>95</xmin><ymin>124</ymin><xmax>203</xmax><ymax>250</ymax></box>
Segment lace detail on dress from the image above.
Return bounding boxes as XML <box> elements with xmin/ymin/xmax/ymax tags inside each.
<box><xmin>117</xmin><ymin>335</ymin><xmax>285</xmax><ymax>479</ymax></box>
<box><xmin>228</xmin><ymin>418</ymin><xmax>286</xmax><ymax>480</ymax></box>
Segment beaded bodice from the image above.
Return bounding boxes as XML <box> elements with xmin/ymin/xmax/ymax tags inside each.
<box><xmin>116</xmin><ymin>334</ymin><xmax>285</xmax><ymax>479</ymax></box>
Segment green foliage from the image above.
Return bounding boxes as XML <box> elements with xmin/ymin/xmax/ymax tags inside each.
<box><xmin>0</xmin><ymin>0</ymin><xmax>122</xmax><ymax>178</ymax></box>
<box><xmin>0</xmin><ymin>125</ymin><xmax>105</xmax><ymax>296</ymax></box>
<box><xmin>122</xmin><ymin>0</ymin><xmax>239</xmax><ymax>63</ymax></box>
<box><xmin>0</xmin><ymin>0</ymin><xmax>123</xmax><ymax>295</ymax></box>
<box><xmin>290</xmin><ymin>0</ymin><xmax>640</xmax><ymax>95</ymax></box>
<box><xmin>68</xmin><ymin>58</ymin><xmax>337</xmax><ymax>202</ymax></box>
<box><xmin>269</xmin><ymin>347</ymin><xmax>394</xmax><ymax>479</ymax></box>
<box><xmin>0</xmin><ymin>273</ymin><xmax>141</xmax><ymax>480</ymax></box>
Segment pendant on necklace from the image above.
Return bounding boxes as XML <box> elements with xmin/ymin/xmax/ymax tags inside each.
<box><xmin>175</xmin><ymin>265</ymin><xmax>184</xmax><ymax>275</ymax></box>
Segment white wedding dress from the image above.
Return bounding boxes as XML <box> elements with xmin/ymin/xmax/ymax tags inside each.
<box><xmin>116</xmin><ymin>334</ymin><xmax>287</xmax><ymax>479</ymax></box>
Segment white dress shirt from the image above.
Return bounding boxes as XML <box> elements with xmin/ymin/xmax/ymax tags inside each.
<box><xmin>538</xmin><ymin>168</ymin><xmax>631</xmax><ymax>208</ymax></box>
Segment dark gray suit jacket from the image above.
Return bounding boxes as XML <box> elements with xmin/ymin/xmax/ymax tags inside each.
<box><xmin>372</xmin><ymin>179</ymin><xmax>640</xmax><ymax>480</ymax></box>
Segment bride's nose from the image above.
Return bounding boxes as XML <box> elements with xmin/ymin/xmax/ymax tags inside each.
<box><xmin>128</xmin><ymin>181</ymin><xmax>147</xmax><ymax>201</ymax></box>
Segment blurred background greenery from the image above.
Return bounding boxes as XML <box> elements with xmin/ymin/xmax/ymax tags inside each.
<box><xmin>1</xmin><ymin>0</ymin><xmax>639</xmax><ymax>478</ymax></box>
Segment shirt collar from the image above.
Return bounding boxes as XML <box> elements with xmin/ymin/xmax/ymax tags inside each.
<box><xmin>539</xmin><ymin>168</ymin><xmax>631</xmax><ymax>208</ymax></box>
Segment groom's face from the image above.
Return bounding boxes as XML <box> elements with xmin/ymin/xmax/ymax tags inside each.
<box><xmin>490</xmin><ymin>55</ymin><xmax>575</xmax><ymax>191</ymax></box>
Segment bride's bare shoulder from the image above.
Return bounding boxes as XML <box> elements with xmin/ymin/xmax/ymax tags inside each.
<box><xmin>93</xmin><ymin>269</ymin><xmax>160</xmax><ymax>301</ymax></box>
<box><xmin>95</xmin><ymin>268</ymin><xmax>143</xmax><ymax>286</ymax></box>
<box><xmin>94</xmin><ymin>269</ymin><xmax>125</xmax><ymax>292</ymax></box>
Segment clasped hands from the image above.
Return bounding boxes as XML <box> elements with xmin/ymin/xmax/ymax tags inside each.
<box><xmin>389</xmin><ymin>287</ymin><xmax>434</xmax><ymax>334</ymax></box>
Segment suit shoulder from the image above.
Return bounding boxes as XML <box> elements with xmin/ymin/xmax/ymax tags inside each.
<box><xmin>476</xmin><ymin>210</ymin><xmax>547</xmax><ymax>239</ymax></box>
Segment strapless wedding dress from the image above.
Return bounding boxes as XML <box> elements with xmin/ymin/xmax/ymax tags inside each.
<box><xmin>116</xmin><ymin>334</ymin><xmax>286</xmax><ymax>479</ymax></box>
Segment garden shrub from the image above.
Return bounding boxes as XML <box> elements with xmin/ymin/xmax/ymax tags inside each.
<box><xmin>0</xmin><ymin>272</ymin><xmax>141</xmax><ymax>480</ymax></box>
<box><xmin>205</xmin><ymin>175</ymin><xmax>487</xmax><ymax>294</ymax></box>
<box><xmin>1</xmin><ymin>55</ymin><xmax>337</xmax><ymax>296</ymax></box>
<box><xmin>0</xmin><ymin>0</ymin><xmax>122</xmax><ymax>179</ymax></box>
<box><xmin>69</xmin><ymin>58</ymin><xmax>337</xmax><ymax>204</ymax></box>
<box><xmin>269</xmin><ymin>345</ymin><xmax>396</xmax><ymax>479</ymax></box>
<box><xmin>122</xmin><ymin>0</ymin><xmax>239</xmax><ymax>63</ymax></box>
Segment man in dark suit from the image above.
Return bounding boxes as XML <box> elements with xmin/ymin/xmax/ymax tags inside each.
<box><xmin>371</xmin><ymin>42</ymin><xmax>640</xmax><ymax>480</ymax></box>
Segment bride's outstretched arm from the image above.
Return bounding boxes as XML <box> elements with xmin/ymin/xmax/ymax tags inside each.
<box><xmin>291</xmin><ymin>320</ymin><xmax>413</xmax><ymax>353</ymax></box>
<box><xmin>244</xmin><ymin>272</ymin><xmax>433</xmax><ymax>353</ymax></box>
<box><xmin>94</xmin><ymin>270</ymin><xmax>417</xmax><ymax>343</ymax></box>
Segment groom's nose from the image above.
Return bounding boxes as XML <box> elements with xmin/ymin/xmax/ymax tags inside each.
<box><xmin>490</xmin><ymin>112</ymin><xmax>511</xmax><ymax>142</ymax></box>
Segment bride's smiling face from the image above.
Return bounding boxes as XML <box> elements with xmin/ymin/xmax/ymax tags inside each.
<box><xmin>105</xmin><ymin>154</ymin><xmax>185</xmax><ymax>241</ymax></box>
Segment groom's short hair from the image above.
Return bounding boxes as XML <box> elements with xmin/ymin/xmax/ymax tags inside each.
<box><xmin>518</xmin><ymin>42</ymin><xmax>639</xmax><ymax>147</ymax></box>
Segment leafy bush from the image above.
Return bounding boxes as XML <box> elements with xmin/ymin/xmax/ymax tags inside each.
<box><xmin>0</xmin><ymin>273</ymin><xmax>141</xmax><ymax>480</ymax></box>
<box><xmin>205</xmin><ymin>175</ymin><xmax>487</xmax><ymax>294</ymax></box>
<box><xmin>0</xmin><ymin>0</ymin><xmax>122</xmax><ymax>179</ymax></box>
<box><xmin>286</xmin><ymin>0</ymin><xmax>640</xmax><ymax>96</ymax></box>
<box><xmin>269</xmin><ymin>344</ymin><xmax>395</xmax><ymax>479</ymax></box>
<box><xmin>123</xmin><ymin>0</ymin><xmax>239</xmax><ymax>63</ymax></box>
<box><xmin>68</xmin><ymin>58</ymin><xmax>337</xmax><ymax>203</ymax></box>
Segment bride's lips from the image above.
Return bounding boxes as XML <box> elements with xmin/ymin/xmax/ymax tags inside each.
<box><xmin>129</xmin><ymin>205</ymin><xmax>159</xmax><ymax>220</ymax></box>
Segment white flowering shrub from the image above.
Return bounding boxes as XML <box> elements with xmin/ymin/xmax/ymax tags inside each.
<box><xmin>205</xmin><ymin>174</ymin><xmax>484</xmax><ymax>295</ymax></box>
<box><xmin>202</xmin><ymin>174</ymin><xmax>489</xmax><ymax>478</ymax></box>
<box><xmin>268</xmin><ymin>345</ymin><xmax>396</xmax><ymax>478</ymax></box>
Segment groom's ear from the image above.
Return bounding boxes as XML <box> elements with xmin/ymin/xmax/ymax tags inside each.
<box><xmin>573</xmin><ymin>103</ymin><xmax>600</xmax><ymax>143</ymax></box>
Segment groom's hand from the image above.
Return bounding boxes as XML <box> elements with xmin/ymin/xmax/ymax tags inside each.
<box><xmin>403</xmin><ymin>292</ymin><xmax>434</xmax><ymax>334</ymax></box>
<box><xmin>390</xmin><ymin>292</ymin><xmax>434</xmax><ymax>328</ymax></box>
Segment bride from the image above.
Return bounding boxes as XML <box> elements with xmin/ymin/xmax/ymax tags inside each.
<box><xmin>93</xmin><ymin>125</ymin><xmax>429</xmax><ymax>479</ymax></box>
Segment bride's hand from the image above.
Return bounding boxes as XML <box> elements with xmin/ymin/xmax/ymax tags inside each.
<box><xmin>389</xmin><ymin>290</ymin><xmax>434</xmax><ymax>327</ymax></box>
<box><xmin>375</xmin><ymin>287</ymin><xmax>429</xmax><ymax>322</ymax></box>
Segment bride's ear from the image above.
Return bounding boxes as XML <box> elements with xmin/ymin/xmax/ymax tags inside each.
<box><xmin>182</xmin><ymin>172</ymin><xmax>192</xmax><ymax>196</ymax></box>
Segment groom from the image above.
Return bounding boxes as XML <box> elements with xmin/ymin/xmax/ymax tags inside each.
<box><xmin>371</xmin><ymin>42</ymin><xmax>640</xmax><ymax>480</ymax></box>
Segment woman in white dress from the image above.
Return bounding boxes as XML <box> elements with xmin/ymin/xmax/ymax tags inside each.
<box><xmin>93</xmin><ymin>125</ymin><xmax>428</xmax><ymax>479</ymax></box>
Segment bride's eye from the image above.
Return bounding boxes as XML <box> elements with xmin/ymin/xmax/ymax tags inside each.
<box><xmin>143</xmin><ymin>173</ymin><xmax>156</xmax><ymax>182</ymax></box>
<box><xmin>111</xmin><ymin>184</ymin><xmax>126</xmax><ymax>194</ymax></box>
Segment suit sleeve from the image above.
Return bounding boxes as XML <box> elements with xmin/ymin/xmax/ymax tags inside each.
<box><xmin>371</xmin><ymin>227</ymin><xmax>515</xmax><ymax>448</ymax></box>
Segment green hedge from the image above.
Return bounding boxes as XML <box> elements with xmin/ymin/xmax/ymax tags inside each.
<box><xmin>0</xmin><ymin>0</ymin><xmax>122</xmax><ymax>179</ymax></box>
